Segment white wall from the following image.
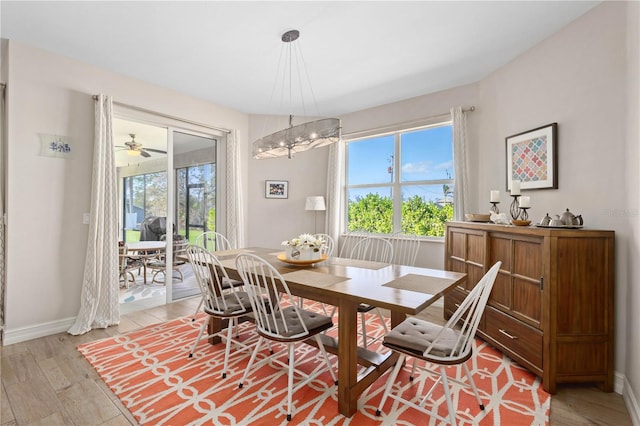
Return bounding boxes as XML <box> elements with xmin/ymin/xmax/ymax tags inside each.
<box><xmin>246</xmin><ymin>114</ymin><xmax>331</xmax><ymax>249</ymax></box>
<box><xmin>3</xmin><ymin>40</ymin><xmax>248</xmax><ymax>342</ymax></box>
<box><xmin>476</xmin><ymin>1</ymin><xmax>630</xmax><ymax>391</ymax></box>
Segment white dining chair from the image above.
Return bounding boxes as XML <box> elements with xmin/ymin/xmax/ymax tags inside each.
<box><xmin>186</xmin><ymin>245</ymin><xmax>254</xmax><ymax>379</ymax></box>
<box><xmin>191</xmin><ymin>231</ymin><xmax>243</xmax><ymax>322</ymax></box>
<box><xmin>375</xmin><ymin>262</ymin><xmax>501</xmax><ymax>425</ymax></box>
<box><xmin>235</xmin><ymin>253</ymin><xmax>337</xmax><ymax>421</ymax></box>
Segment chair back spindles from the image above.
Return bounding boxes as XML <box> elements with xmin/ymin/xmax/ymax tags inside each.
<box><xmin>349</xmin><ymin>236</ymin><xmax>393</xmax><ymax>264</ymax></box>
<box><xmin>195</xmin><ymin>231</ymin><xmax>234</xmax><ymax>252</ymax></box>
<box><xmin>235</xmin><ymin>253</ymin><xmax>309</xmax><ymax>339</ymax></box>
<box><xmin>388</xmin><ymin>233</ymin><xmax>421</xmax><ymax>266</ymax></box>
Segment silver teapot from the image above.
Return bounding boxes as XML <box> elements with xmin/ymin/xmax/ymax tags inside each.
<box><xmin>560</xmin><ymin>208</ymin><xmax>583</xmax><ymax>226</ymax></box>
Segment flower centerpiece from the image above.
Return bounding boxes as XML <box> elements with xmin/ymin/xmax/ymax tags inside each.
<box><xmin>282</xmin><ymin>233</ymin><xmax>325</xmax><ymax>261</ymax></box>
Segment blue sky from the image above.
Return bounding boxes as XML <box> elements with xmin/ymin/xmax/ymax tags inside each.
<box><xmin>347</xmin><ymin>125</ymin><xmax>454</xmax><ymax>202</ymax></box>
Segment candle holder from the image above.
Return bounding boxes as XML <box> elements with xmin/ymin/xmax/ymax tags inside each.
<box><xmin>490</xmin><ymin>202</ymin><xmax>500</xmax><ymax>214</ymax></box>
<box><xmin>509</xmin><ymin>195</ymin><xmax>520</xmax><ymax>220</ymax></box>
<box><xmin>519</xmin><ymin>207</ymin><xmax>530</xmax><ymax>221</ymax></box>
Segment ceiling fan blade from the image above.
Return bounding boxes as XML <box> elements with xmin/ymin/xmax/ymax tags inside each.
<box><xmin>143</xmin><ymin>148</ymin><xmax>167</xmax><ymax>154</ymax></box>
<box><xmin>140</xmin><ymin>150</ymin><xmax>151</xmax><ymax>158</ymax></box>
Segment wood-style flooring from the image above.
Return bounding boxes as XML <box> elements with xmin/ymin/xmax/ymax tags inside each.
<box><xmin>0</xmin><ymin>296</ymin><xmax>633</xmax><ymax>425</ymax></box>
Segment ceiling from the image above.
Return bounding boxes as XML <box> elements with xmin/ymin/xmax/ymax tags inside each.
<box><xmin>1</xmin><ymin>1</ymin><xmax>600</xmax><ymax>117</ymax></box>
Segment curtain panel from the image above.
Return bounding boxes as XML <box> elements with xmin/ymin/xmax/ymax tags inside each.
<box><xmin>68</xmin><ymin>94</ymin><xmax>120</xmax><ymax>335</ymax></box>
<box><xmin>326</xmin><ymin>139</ymin><xmax>345</xmax><ymax>252</ymax></box>
<box><xmin>451</xmin><ymin>106</ymin><xmax>469</xmax><ymax>221</ymax></box>
<box><xmin>225</xmin><ymin>129</ymin><xmax>245</xmax><ymax>248</ymax></box>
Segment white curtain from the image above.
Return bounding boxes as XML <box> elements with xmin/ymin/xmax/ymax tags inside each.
<box><xmin>451</xmin><ymin>106</ymin><xmax>470</xmax><ymax>221</ymax></box>
<box><xmin>326</xmin><ymin>139</ymin><xmax>345</xmax><ymax>252</ymax></box>
<box><xmin>225</xmin><ymin>129</ymin><xmax>245</xmax><ymax>248</ymax></box>
<box><xmin>68</xmin><ymin>94</ymin><xmax>119</xmax><ymax>335</ymax></box>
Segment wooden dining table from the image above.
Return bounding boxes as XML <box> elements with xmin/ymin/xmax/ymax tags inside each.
<box><xmin>209</xmin><ymin>247</ymin><xmax>467</xmax><ymax>417</ymax></box>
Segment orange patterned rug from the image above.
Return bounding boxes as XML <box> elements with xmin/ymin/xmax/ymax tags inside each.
<box><xmin>78</xmin><ymin>303</ymin><xmax>550</xmax><ymax>425</ymax></box>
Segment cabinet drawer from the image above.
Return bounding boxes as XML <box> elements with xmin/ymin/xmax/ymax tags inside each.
<box><xmin>484</xmin><ymin>307</ymin><xmax>543</xmax><ymax>369</ymax></box>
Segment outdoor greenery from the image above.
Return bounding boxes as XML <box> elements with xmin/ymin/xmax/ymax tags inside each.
<box><xmin>348</xmin><ymin>193</ymin><xmax>453</xmax><ymax>237</ymax></box>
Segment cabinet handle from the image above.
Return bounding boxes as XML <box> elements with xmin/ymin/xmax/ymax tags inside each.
<box><xmin>499</xmin><ymin>329</ymin><xmax>518</xmax><ymax>340</ymax></box>
<box><xmin>540</xmin><ymin>277</ymin><xmax>544</xmax><ymax>290</ymax></box>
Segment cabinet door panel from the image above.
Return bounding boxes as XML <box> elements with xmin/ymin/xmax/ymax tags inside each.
<box><xmin>490</xmin><ymin>236</ymin><xmax>511</xmax><ymax>270</ymax></box>
<box><xmin>467</xmin><ymin>233</ymin><xmax>485</xmax><ymax>264</ymax></box>
<box><xmin>513</xmin><ymin>239</ymin><xmax>543</xmax><ymax>279</ymax></box>
<box><xmin>450</xmin><ymin>231</ymin><xmax>467</xmax><ymax>259</ymax></box>
<box><xmin>556</xmin><ymin>238</ymin><xmax>609</xmax><ymax>334</ymax></box>
<box><xmin>512</xmin><ymin>277</ymin><xmax>542</xmax><ymax>326</ymax></box>
<box><xmin>489</xmin><ymin>271</ymin><xmax>510</xmax><ymax>309</ymax></box>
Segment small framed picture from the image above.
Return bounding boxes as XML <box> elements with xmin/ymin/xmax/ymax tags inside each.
<box><xmin>506</xmin><ymin>123</ymin><xmax>558</xmax><ymax>191</ymax></box>
<box><xmin>265</xmin><ymin>180</ymin><xmax>288</xmax><ymax>199</ymax></box>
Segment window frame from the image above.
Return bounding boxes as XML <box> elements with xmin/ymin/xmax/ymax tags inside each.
<box><xmin>344</xmin><ymin>120</ymin><xmax>454</xmax><ymax>238</ymax></box>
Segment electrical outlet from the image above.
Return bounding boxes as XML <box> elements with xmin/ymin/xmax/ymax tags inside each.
<box><xmin>83</xmin><ymin>213</ymin><xmax>90</xmax><ymax>225</ymax></box>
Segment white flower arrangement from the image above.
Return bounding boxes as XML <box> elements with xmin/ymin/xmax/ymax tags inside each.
<box><xmin>282</xmin><ymin>233</ymin><xmax>325</xmax><ymax>249</ymax></box>
<box><xmin>282</xmin><ymin>233</ymin><xmax>326</xmax><ymax>260</ymax></box>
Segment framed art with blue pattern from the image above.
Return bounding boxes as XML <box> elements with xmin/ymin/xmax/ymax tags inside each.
<box><xmin>506</xmin><ymin>123</ymin><xmax>557</xmax><ymax>191</ymax></box>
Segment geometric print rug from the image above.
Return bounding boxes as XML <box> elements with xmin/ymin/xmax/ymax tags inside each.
<box><xmin>77</xmin><ymin>302</ymin><xmax>550</xmax><ymax>425</ymax></box>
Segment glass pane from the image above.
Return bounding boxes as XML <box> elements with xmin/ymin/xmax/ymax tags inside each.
<box><xmin>401</xmin><ymin>125</ymin><xmax>453</xmax><ymax>182</ymax></box>
<box><xmin>348</xmin><ymin>135</ymin><xmax>395</xmax><ymax>185</ymax></box>
<box><xmin>347</xmin><ymin>187</ymin><xmax>392</xmax><ymax>233</ymax></box>
<box><xmin>401</xmin><ymin>184</ymin><xmax>454</xmax><ymax>237</ymax></box>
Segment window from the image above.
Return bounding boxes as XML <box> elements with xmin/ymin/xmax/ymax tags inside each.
<box><xmin>122</xmin><ymin>171</ymin><xmax>168</xmax><ymax>242</ymax></box>
<box><xmin>345</xmin><ymin>123</ymin><xmax>454</xmax><ymax>237</ymax></box>
<box><xmin>176</xmin><ymin>163</ymin><xmax>216</xmax><ymax>243</ymax></box>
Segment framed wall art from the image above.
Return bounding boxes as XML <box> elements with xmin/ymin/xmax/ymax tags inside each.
<box><xmin>39</xmin><ymin>133</ymin><xmax>72</xmax><ymax>159</ymax></box>
<box><xmin>506</xmin><ymin>123</ymin><xmax>558</xmax><ymax>191</ymax></box>
<box><xmin>265</xmin><ymin>180</ymin><xmax>288</xmax><ymax>199</ymax></box>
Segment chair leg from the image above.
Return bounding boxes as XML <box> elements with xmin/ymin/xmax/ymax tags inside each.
<box><xmin>409</xmin><ymin>358</ymin><xmax>418</xmax><ymax>381</ymax></box>
<box><xmin>314</xmin><ymin>334</ymin><xmax>337</xmax><ymax>385</ymax></box>
<box><xmin>191</xmin><ymin>295</ymin><xmax>204</xmax><ymax>322</ymax></box>
<box><xmin>188</xmin><ymin>317</ymin><xmax>208</xmax><ymax>358</ymax></box>
<box><xmin>439</xmin><ymin>365</ymin><xmax>457</xmax><ymax>426</ymax></box>
<box><xmin>221</xmin><ymin>317</ymin><xmax>236</xmax><ymax>378</ymax></box>
<box><xmin>360</xmin><ymin>312</ymin><xmax>368</xmax><ymax>348</ymax></box>
<box><xmin>463</xmin><ymin>363</ymin><xmax>485</xmax><ymax>410</ymax></box>
<box><xmin>239</xmin><ymin>337</ymin><xmax>264</xmax><ymax>388</ymax></box>
<box><xmin>286</xmin><ymin>343</ymin><xmax>295</xmax><ymax>421</ymax></box>
<box><xmin>376</xmin><ymin>353</ymin><xmax>406</xmax><ymax>416</ymax></box>
<box><xmin>375</xmin><ymin>307</ymin><xmax>389</xmax><ymax>333</ymax></box>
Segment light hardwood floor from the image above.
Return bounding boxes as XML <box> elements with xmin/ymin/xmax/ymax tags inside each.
<box><xmin>1</xmin><ymin>297</ymin><xmax>633</xmax><ymax>425</ymax></box>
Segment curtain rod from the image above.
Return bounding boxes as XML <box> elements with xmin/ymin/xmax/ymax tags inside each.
<box><xmin>92</xmin><ymin>95</ymin><xmax>231</xmax><ymax>134</ymax></box>
<box><xmin>343</xmin><ymin>106</ymin><xmax>475</xmax><ymax>140</ymax></box>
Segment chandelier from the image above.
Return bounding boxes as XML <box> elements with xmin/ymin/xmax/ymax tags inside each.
<box><xmin>252</xmin><ymin>30</ymin><xmax>341</xmax><ymax>159</ymax></box>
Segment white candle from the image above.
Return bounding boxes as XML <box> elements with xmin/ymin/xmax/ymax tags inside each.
<box><xmin>519</xmin><ymin>196</ymin><xmax>531</xmax><ymax>208</ymax></box>
<box><xmin>490</xmin><ymin>190</ymin><xmax>500</xmax><ymax>202</ymax></box>
<box><xmin>511</xmin><ymin>180</ymin><xmax>521</xmax><ymax>196</ymax></box>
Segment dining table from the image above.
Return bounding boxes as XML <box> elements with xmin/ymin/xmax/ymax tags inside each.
<box><xmin>208</xmin><ymin>247</ymin><xmax>467</xmax><ymax>417</ymax></box>
<box><xmin>126</xmin><ymin>240</ymin><xmax>166</xmax><ymax>284</ymax></box>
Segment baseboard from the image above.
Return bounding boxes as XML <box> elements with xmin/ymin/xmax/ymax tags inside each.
<box><xmin>622</xmin><ymin>375</ymin><xmax>640</xmax><ymax>426</ymax></box>
<box><xmin>2</xmin><ymin>317</ymin><xmax>77</xmax><ymax>346</ymax></box>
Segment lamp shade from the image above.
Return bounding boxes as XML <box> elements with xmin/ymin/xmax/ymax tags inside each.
<box><xmin>305</xmin><ymin>196</ymin><xmax>326</xmax><ymax>211</ymax></box>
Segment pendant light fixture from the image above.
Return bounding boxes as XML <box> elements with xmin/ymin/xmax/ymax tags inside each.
<box><xmin>252</xmin><ymin>29</ymin><xmax>341</xmax><ymax>159</ymax></box>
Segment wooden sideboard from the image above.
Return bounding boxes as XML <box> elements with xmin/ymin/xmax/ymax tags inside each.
<box><xmin>443</xmin><ymin>221</ymin><xmax>615</xmax><ymax>393</ymax></box>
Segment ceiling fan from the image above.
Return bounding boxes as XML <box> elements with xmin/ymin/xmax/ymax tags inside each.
<box><xmin>116</xmin><ymin>134</ymin><xmax>167</xmax><ymax>158</ymax></box>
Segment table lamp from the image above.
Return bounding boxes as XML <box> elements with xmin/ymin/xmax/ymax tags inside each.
<box><xmin>305</xmin><ymin>196</ymin><xmax>326</xmax><ymax>234</ymax></box>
